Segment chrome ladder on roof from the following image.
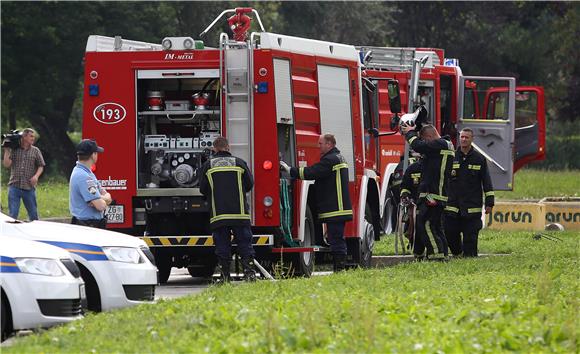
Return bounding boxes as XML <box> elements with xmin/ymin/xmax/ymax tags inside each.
<box><xmin>220</xmin><ymin>33</ymin><xmax>255</xmax><ymax>221</ymax></box>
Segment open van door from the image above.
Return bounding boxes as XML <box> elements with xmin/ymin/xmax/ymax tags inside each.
<box><xmin>513</xmin><ymin>86</ymin><xmax>546</xmax><ymax>171</ymax></box>
<box><xmin>458</xmin><ymin>77</ymin><xmax>516</xmax><ymax>190</ymax></box>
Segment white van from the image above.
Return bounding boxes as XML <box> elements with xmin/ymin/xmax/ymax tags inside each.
<box><xmin>1</xmin><ymin>236</ymin><xmax>84</xmax><ymax>341</ymax></box>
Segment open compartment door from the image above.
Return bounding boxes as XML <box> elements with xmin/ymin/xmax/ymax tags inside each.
<box><xmin>513</xmin><ymin>86</ymin><xmax>546</xmax><ymax>172</ymax></box>
<box><xmin>458</xmin><ymin>76</ymin><xmax>516</xmax><ymax>190</ymax></box>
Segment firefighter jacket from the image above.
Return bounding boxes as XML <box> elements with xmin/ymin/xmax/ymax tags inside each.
<box><xmin>405</xmin><ymin>131</ymin><xmax>454</xmax><ymax>204</ymax></box>
<box><xmin>289</xmin><ymin>147</ymin><xmax>353</xmax><ymax>223</ymax></box>
<box><xmin>400</xmin><ymin>158</ymin><xmax>423</xmax><ymax>202</ymax></box>
<box><xmin>199</xmin><ymin>151</ymin><xmax>254</xmax><ymax>230</ymax></box>
<box><xmin>445</xmin><ymin>146</ymin><xmax>495</xmax><ymax>217</ymax></box>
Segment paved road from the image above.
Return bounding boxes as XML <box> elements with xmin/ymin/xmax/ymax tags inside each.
<box><xmin>155</xmin><ymin>268</ymin><xmax>211</xmax><ymax>300</ymax></box>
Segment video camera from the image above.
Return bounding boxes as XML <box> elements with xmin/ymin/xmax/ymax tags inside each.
<box><xmin>1</xmin><ymin>130</ymin><xmax>23</xmax><ymax>149</ymax></box>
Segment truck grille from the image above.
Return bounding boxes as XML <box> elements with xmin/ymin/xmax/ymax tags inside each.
<box><xmin>37</xmin><ymin>299</ymin><xmax>82</xmax><ymax>317</ymax></box>
<box><xmin>123</xmin><ymin>285</ymin><xmax>155</xmax><ymax>301</ymax></box>
<box><xmin>60</xmin><ymin>259</ymin><xmax>81</xmax><ymax>278</ymax></box>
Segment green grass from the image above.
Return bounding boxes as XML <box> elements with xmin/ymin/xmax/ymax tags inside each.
<box><xmin>5</xmin><ymin>231</ymin><xmax>579</xmax><ymax>353</ymax></box>
<box><xmin>374</xmin><ymin>229</ymin><xmax>527</xmax><ymax>256</ymax></box>
<box><xmin>495</xmin><ymin>169</ymin><xmax>580</xmax><ymax>200</ymax></box>
<box><xmin>0</xmin><ymin>177</ymin><xmax>69</xmax><ymax>219</ymax></box>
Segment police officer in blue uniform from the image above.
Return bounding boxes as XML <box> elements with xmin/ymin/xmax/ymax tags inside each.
<box><xmin>69</xmin><ymin>139</ymin><xmax>112</xmax><ymax>228</ymax></box>
<box><xmin>280</xmin><ymin>134</ymin><xmax>353</xmax><ymax>272</ymax></box>
<box><xmin>199</xmin><ymin>136</ymin><xmax>256</xmax><ymax>283</ymax></box>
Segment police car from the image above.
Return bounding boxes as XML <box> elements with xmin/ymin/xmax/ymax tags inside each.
<box><xmin>1</xmin><ymin>236</ymin><xmax>84</xmax><ymax>341</ymax></box>
<box><xmin>0</xmin><ymin>213</ymin><xmax>157</xmax><ymax>312</ymax></box>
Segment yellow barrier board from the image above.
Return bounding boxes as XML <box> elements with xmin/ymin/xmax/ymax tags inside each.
<box><xmin>486</xmin><ymin>202</ymin><xmax>545</xmax><ymax>231</ymax></box>
<box><xmin>543</xmin><ymin>202</ymin><xmax>580</xmax><ymax>231</ymax></box>
<box><xmin>485</xmin><ymin>201</ymin><xmax>580</xmax><ymax>231</ymax></box>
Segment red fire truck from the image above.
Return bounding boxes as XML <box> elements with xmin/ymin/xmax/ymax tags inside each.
<box><xmin>82</xmin><ymin>8</ymin><xmax>545</xmax><ymax>281</ymax></box>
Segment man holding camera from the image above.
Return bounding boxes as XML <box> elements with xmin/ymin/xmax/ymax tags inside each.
<box><xmin>2</xmin><ymin>128</ymin><xmax>45</xmax><ymax>220</ymax></box>
<box><xmin>69</xmin><ymin>139</ymin><xmax>112</xmax><ymax>229</ymax></box>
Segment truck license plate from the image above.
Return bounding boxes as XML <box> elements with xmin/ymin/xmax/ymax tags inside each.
<box><xmin>105</xmin><ymin>205</ymin><xmax>124</xmax><ymax>224</ymax></box>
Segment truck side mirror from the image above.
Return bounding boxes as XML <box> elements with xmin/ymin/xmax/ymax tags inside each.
<box><xmin>387</xmin><ymin>80</ymin><xmax>401</xmax><ymax>114</ymax></box>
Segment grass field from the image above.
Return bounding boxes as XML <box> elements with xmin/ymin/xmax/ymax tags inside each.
<box><xmin>0</xmin><ymin>177</ymin><xmax>69</xmax><ymax>220</ymax></box>
<box><xmin>1</xmin><ymin>169</ymin><xmax>578</xmax><ymax>219</ymax></box>
<box><xmin>5</xmin><ymin>230</ymin><xmax>578</xmax><ymax>353</ymax></box>
<box><xmin>495</xmin><ymin>169</ymin><xmax>580</xmax><ymax>200</ymax></box>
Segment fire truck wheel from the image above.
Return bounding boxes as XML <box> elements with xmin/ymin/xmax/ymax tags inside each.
<box><xmin>353</xmin><ymin>204</ymin><xmax>374</xmax><ymax>268</ymax></box>
<box><xmin>157</xmin><ymin>256</ymin><xmax>172</xmax><ymax>284</ymax></box>
<box><xmin>187</xmin><ymin>263</ymin><xmax>216</xmax><ymax>278</ymax></box>
<box><xmin>381</xmin><ymin>195</ymin><xmax>395</xmax><ymax>235</ymax></box>
<box><xmin>293</xmin><ymin>206</ymin><xmax>315</xmax><ymax>277</ymax></box>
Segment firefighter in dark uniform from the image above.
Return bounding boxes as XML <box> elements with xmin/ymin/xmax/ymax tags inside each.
<box><xmin>401</xmin><ymin>123</ymin><xmax>454</xmax><ymax>259</ymax></box>
<box><xmin>399</xmin><ymin>155</ymin><xmax>423</xmax><ymax>248</ymax></box>
<box><xmin>280</xmin><ymin>134</ymin><xmax>352</xmax><ymax>272</ymax></box>
<box><xmin>399</xmin><ymin>156</ymin><xmax>422</xmax><ymax>203</ymax></box>
<box><xmin>445</xmin><ymin>128</ymin><xmax>494</xmax><ymax>257</ymax></box>
<box><xmin>199</xmin><ymin>136</ymin><xmax>256</xmax><ymax>282</ymax></box>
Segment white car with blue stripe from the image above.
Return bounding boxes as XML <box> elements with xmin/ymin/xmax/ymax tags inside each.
<box><xmin>1</xmin><ymin>235</ymin><xmax>84</xmax><ymax>341</ymax></box>
<box><xmin>1</xmin><ymin>213</ymin><xmax>157</xmax><ymax>312</ymax></box>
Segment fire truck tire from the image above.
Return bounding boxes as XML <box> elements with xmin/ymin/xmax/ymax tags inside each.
<box><xmin>187</xmin><ymin>263</ymin><xmax>216</xmax><ymax>278</ymax></box>
<box><xmin>157</xmin><ymin>256</ymin><xmax>172</xmax><ymax>284</ymax></box>
<box><xmin>353</xmin><ymin>204</ymin><xmax>374</xmax><ymax>268</ymax></box>
<box><xmin>293</xmin><ymin>206</ymin><xmax>315</xmax><ymax>277</ymax></box>
<box><xmin>381</xmin><ymin>195</ymin><xmax>395</xmax><ymax>235</ymax></box>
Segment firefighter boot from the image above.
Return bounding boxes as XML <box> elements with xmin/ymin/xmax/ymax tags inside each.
<box><xmin>333</xmin><ymin>254</ymin><xmax>346</xmax><ymax>272</ymax></box>
<box><xmin>216</xmin><ymin>260</ymin><xmax>231</xmax><ymax>284</ymax></box>
<box><xmin>241</xmin><ymin>258</ymin><xmax>257</xmax><ymax>282</ymax></box>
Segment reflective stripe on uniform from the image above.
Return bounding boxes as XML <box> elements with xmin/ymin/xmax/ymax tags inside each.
<box><xmin>210</xmin><ymin>213</ymin><xmax>251</xmax><ymax>223</ymax></box>
<box><xmin>452</xmin><ymin>163</ymin><xmax>460</xmax><ymax>169</ymax></box>
<box><xmin>392</xmin><ymin>180</ymin><xmax>402</xmax><ymax>186</ymax></box>
<box><xmin>336</xmin><ymin>168</ymin><xmax>343</xmax><ymax>211</ymax></box>
<box><xmin>425</xmin><ymin>220</ymin><xmax>437</xmax><ymax>252</ymax></box>
<box><xmin>485</xmin><ymin>191</ymin><xmax>495</xmax><ymax>197</ymax></box>
<box><xmin>408</xmin><ymin>136</ymin><xmax>417</xmax><ymax>144</ymax></box>
<box><xmin>419</xmin><ymin>192</ymin><xmax>448</xmax><ymax>202</ymax></box>
<box><xmin>207</xmin><ymin>166</ymin><xmax>246</xmax><ymax>219</ymax></box>
<box><xmin>468</xmin><ymin>164</ymin><xmax>481</xmax><ymax>170</ymax></box>
<box><xmin>318</xmin><ymin>210</ymin><xmax>353</xmax><ymax>219</ymax></box>
<box><xmin>400</xmin><ymin>188</ymin><xmax>411</xmax><ymax>196</ymax></box>
<box><xmin>299</xmin><ymin>167</ymin><xmax>305</xmax><ymax>180</ymax></box>
<box><xmin>445</xmin><ymin>206</ymin><xmax>459</xmax><ymax>213</ymax></box>
<box><xmin>332</xmin><ymin>163</ymin><xmax>348</xmax><ymax>171</ymax></box>
<box><xmin>439</xmin><ymin>150</ymin><xmax>453</xmax><ymax>197</ymax></box>
<box><xmin>468</xmin><ymin>207</ymin><xmax>482</xmax><ymax>213</ymax></box>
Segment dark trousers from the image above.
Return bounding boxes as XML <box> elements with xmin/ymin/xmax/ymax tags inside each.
<box><xmin>327</xmin><ymin>222</ymin><xmax>347</xmax><ymax>255</ymax></box>
<box><xmin>71</xmin><ymin>216</ymin><xmax>107</xmax><ymax>229</ymax></box>
<box><xmin>414</xmin><ymin>203</ymin><xmax>448</xmax><ymax>256</ymax></box>
<box><xmin>212</xmin><ymin>225</ymin><xmax>255</xmax><ymax>262</ymax></box>
<box><xmin>445</xmin><ymin>215</ymin><xmax>483</xmax><ymax>257</ymax></box>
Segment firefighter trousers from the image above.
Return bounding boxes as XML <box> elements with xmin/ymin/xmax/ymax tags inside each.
<box><xmin>445</xmin><ymin>215</ymin><xmax>483</xmax><ymax>257</ymax></box>
<box><xmin>212</xmin><ymin>225</ymin><xmax>256</xmax><ymax>262</ymax></box>
<box><xmin>327</xmin><ymin>222</ymin><xmax>347</xmax><ymax>256</ymax></box>
<box><xmin>414</xmin><ymin>203</ymin><xmax>448</xmax><ymax>257</ymax></box>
